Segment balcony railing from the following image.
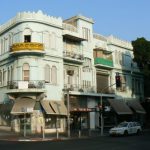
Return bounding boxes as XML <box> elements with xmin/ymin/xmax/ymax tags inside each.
<box><xmin>94</xmin><ymin>57</ymin><xmax>113</xmax><ymax>68</ymax></box>
<box><xmin>10</xmin><ymin>42</ymin><xmax>44</xmax><ymax>52</ymax></box>
<box><xmin>64</xmin><ymin>84</ymin><xmax>96</xmax><ymax>93</ymax></box>
<box><xmin>7</xmin><ymin>80</ymin><xmax>45</xmax><ymax>89</ymax></box>
<box><xmin>63</xmin><ymin>23</ymin><xmax>77</xmax><ymax>32</ymax></box>
<box><xmin>63</xmin><ymin>51</ymin><xmax>84</xmax><ymax>61</ymax></box>
<box><xmin>97</xmin><ymin>87</ymin><xmax>115</xmax><ymax>94</ymax></box>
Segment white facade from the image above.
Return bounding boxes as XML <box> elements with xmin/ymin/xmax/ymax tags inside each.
<box><xmin>0</xmin><ymin>11</ymin><xmax>144</xmax><ymax>133</ymax></box>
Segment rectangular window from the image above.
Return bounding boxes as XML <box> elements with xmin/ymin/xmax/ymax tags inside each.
<box><xmin>3</xmin><ymin>70</ymin><xmax>7</xmax><ymax>86</ymax></box>
<box><xmin>11</xmin><ymin>67</ymin><xmax>13</xmax><ymax>81</ymax></box>
<box><xmin>82</xmin><ymin>27</ymin><xmax>90</xmax><ymax>40</ymax></box>
<box><xmin>23</xmin><ymin>70</ymin><xmax>29</xmax><ymax>81</ymax></box>
<box><xmin>24</xmin><ymin>35</ymin><xmax>31</xmax><ymax>42</ymax></box>
<box><xmin>7</xmin><ymin>69</ymin><xmax>10</xmax><ymax>82</ymax></box>
<box><xmin>121</xmin><ymin>75</ymin><xmax>126</xmax><ymax>91</ymax></box>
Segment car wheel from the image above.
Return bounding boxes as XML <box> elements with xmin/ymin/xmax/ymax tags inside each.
<box><xmin>124</xmin><ymin>130</ymin><xmax>128</xmax><ymax>136</ymax></box>
<box><xmin>136</xmin><ymin>129</ymin><xmax>141</xmax><ymax>135</ymax></box>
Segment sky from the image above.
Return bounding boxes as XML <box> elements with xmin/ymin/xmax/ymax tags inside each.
<box><xmin>0</xmin><ymin>0</ymin><xmax>150</xmax><ymax>42</ymax></box>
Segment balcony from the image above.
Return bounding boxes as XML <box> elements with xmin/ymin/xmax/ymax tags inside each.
<box><xmin>64</xmin><ymin>84</ymin><xmax>96</xmax><ymax>93</ymax></box>
<box><xmin>63</xmin><ymin>23</ymin><xmax>86</xmax><ymax>42</ymax></box>
<box><xmin>10</xmin><ymin>42</ymin><xmax>45</xmax><ymax>55</ymax></box>
<box><xmin>7</xmin><ymin>80</ymin><xmax>45</xmax><ymax>94</ymax></box>
<box><xmin>97</xmin><ymin>87</ymin><xmax>115</xmax><ymax>94</ymax></box>
<box><xmin>94</xmin><ymin>57</ymin><xmax>113</xmax><ymax>69</ymax></box>
<box><xmin>63</xmin><ymin>51</ymin><xmax>84</xmax><ymax>64</ymax></box>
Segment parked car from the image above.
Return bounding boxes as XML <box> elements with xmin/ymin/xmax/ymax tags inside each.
<box><xmin>109</xmin><ymin>121</ymin><xmax>142</xmax><ymax>136</ymax></box>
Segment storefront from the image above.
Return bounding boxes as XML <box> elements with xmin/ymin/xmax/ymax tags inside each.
<box><xmin>127</xmin><ymin>100</ymin><xmax>146</xmax><ymax>126</ymax></box>
<box><xmin>10</xmin><ymin>97</ymin><xmax>67</xmax><ymax>134</ymax></box>
<box><xmin>69</xmin><ymin>95</ymin><xmax>91</xmax><ymax>130</ymax></box>
<box><xmin>40</xmin><ymin>100</ymin><xmax>67</xmax><ymax>133</ymax></box>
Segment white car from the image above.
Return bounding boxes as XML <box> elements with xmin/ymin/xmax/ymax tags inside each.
<box><xmin>109</xmin><ymin>121</ymin><xmax>142</xmax><ymax>136</ymax></box>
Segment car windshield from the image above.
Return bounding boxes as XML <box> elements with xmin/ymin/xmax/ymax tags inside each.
<box><xmin>117</xmin><ymin>122</ymin><xmax>128</xmax><ymax>127</ymax></box>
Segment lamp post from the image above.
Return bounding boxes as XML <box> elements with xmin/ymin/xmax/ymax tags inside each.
<box><xmin>100</xmin><ymin>83</ymin><xmax>116</xmax><ymax>136</ymax></box>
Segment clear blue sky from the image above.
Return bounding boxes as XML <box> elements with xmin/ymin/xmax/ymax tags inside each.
<box><xmin>0</xmin><ymin>0</ymin><xmax>150</xmax><ymax>42</ymax></box>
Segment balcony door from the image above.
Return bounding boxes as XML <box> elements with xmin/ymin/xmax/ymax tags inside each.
<box><xmin>23</xmin><ymin>63</ymin><xmax>30</xmax><ymax>81</ymax></box>
<box><xmin>97</xmin><ymin>74</ymin><xmax>109</xmax><ymax>93</ymax></box>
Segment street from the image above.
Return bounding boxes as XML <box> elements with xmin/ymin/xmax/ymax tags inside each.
<box><xmin>0</xmin><ymin>130</ymin><xmax>150</xmax><ymax>150</ymax></box>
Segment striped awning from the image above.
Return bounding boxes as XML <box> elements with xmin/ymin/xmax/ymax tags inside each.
<box><xmin>11</xmin><ymin>97</ymin><xmax>35</xmax><ymax>114</ymax></box>
<box><xmin>127</xmin><ymin>100</ymin><xmax>146</xmax><ymax>114</ymax></box>
<box><xmin>108</xmin><ymin>99</ymin><xmax>133</xmax><ymax>115</ymax></box>
<box><xmin>41</xmin><ymin>100</ymin><xmax>67</xmax><ymax>116</ymax></box>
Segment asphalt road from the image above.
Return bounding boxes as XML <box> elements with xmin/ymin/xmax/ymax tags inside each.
<box><xmin>0</xmin><ymin>130</ymin><xmax>150</xmax><ymax>150</ymax></box>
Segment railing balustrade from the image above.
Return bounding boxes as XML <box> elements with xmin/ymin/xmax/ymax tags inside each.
<box><xmin>7</xmin><ymin>80</ymin><xmax>45</xmax><ymax>89</ymax></box>
<box><xmin>63</xmin><ymin>51</ymin><xmax>84</xmax><ymax>61</ymax></box>
<box><xmin>64</xmin><ymin>84</ymin><xmax>96</xmax><ymax>93</ymax></box>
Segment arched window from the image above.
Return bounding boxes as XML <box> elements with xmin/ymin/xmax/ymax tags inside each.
<box><xmin>45</xmin><ymin>64</ymin><xmax>50</xmax><ymax>83</ymax></box>
<box><xmin>51</xmin><ymin>66</ymin><xmax>57</xmax><ymax>84</ymax></box>
<box><xmin>23</xmin><ymin>63</ymin><xmax>30</xmax><ymax>81</ymax></box>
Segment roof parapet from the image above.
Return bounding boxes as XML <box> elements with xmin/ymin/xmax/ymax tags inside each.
<box><xmin>107</xmin><ymin>35</ymin><xmax>133</xmax><ymax>50</ymax></box>
<box><xmin>64</xmin><ymin>14</ymin><xmax>94</xmax><ymax>24</ymax></box>
<box><xmin>0</xmin><ymin>10</ymin><xmax>62</xmax><ymax>34</ymax></box>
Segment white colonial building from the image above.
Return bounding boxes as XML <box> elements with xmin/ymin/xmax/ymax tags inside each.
<box><xmin>0</xmin><ymin>11</ymin><xmax>145</xmax><ymax>134</ymax></box>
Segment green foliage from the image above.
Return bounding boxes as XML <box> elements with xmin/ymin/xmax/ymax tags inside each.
<box><xmin>132</xmin><ymin>37</ymin><xmax>150</xmax><ymax>77</ymax></box>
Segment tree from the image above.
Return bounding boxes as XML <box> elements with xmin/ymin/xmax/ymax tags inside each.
<box><xmin>132</xmin><ymin>37</ymin><xmax>150</xmax><ymax>97</ymax></box>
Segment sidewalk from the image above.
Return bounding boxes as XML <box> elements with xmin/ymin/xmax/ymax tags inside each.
<box><xmin>0</xmin><ymin>126</ymin><xmax>106</xmax><ymax>142</ymax></box>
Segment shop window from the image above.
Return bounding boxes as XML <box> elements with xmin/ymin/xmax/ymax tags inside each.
<box><xmin>45</xmin><ymin>116</ymin><xmax>60</xmax><ymax>129</ymax></box>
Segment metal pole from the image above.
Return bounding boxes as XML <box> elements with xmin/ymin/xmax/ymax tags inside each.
<box><xmin>42</xmin><ymin>122</ymin><xmax>45</xmax><ymax>139</ymax></box>
<box><xmin>100</xmin><ymin>93</ymin><xmax>103</xmax><ymax>136</ymax></box>
<box><xmin>24</xmin><ymin>113</ymin><xmax>26</xmax><ymax>137</ymax></box>
<box><xmin>67</xmin><ymin>89</ymin><xmax>70</xmax><ymax>138</ymax></box>
<box><xmin>56</xmin><ymin>117</ymin><xmax>59</xmax><ymax>139</ymax></box>
<box><xmin>100</xmin><ymin>83</ymin><xmax>116</xmax><ymax>136</ymax></box>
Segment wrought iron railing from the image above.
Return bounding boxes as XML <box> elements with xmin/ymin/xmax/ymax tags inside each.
<box><xmin>63</xmin><ymin>23</ymin><xmax>77</xmax><ymax>32</ymax></box>
<box><xmin>63</xmin><ymin>51</ymin><xmax>84</xmax><ymax>61</ymax></box>
<box><xmin>64</xmin><ymin>84</ymin><xmax>96</xmax><ymax>93</ymax></box>
<box><xmin>97</xmin><ymin>87</ymin><xmax>115</xmax><ymax>94</ymax></box>
<box><xmin>7</xmin><ymin>80</ymin><xmax>45</xmax><ymax>89</ymax></box>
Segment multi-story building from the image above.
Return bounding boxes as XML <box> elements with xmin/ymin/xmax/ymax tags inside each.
<box><xmin>0</xmin><ymin>11</ymin><xmax>145</xmax><ymax>134</ymax></box>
